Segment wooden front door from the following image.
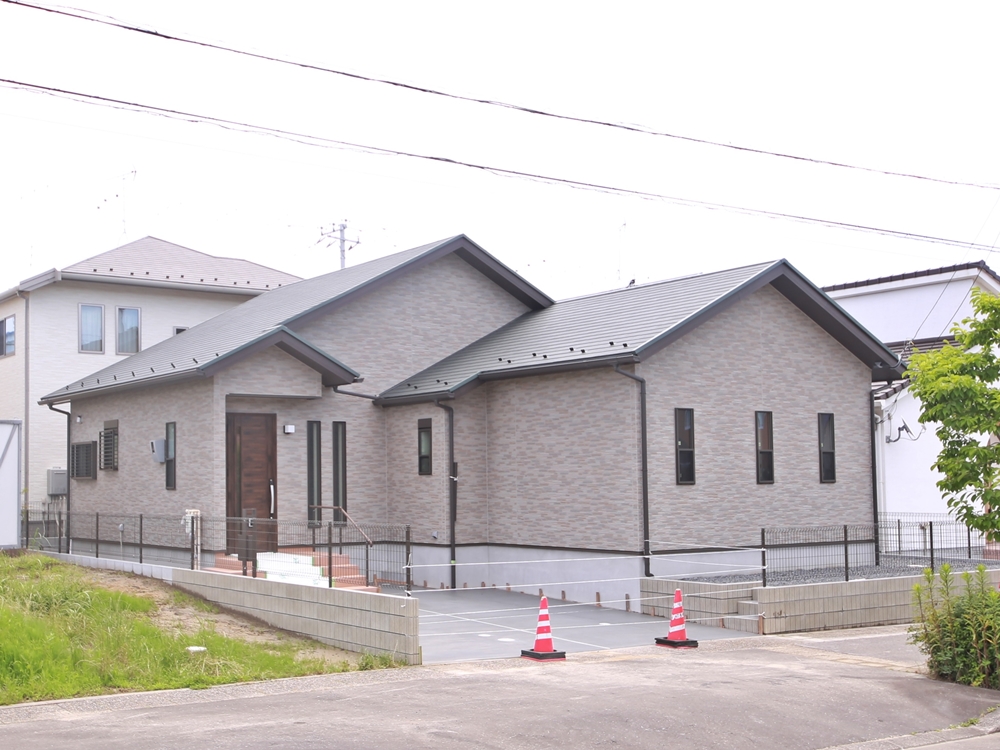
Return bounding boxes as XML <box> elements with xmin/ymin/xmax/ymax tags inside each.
<box><xmin>226</xmin><ymin>413</ymin><xmax>277</xmax><ymax>552</ymax></box>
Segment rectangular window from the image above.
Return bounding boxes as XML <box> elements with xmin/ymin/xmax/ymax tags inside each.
<box><xmin>165</xmin><ymin>422</ymin><xmax>176</xmax><ymax>490</ymax></box>
<box><xmin>99</xmin><ymin>420</ymin><xmax>119</xmax><ymax>471</ymax></box>
<box><xmin>1</xmin><ymin>315</ymin><xmax>13</xmax><ymax>356</ymax></box>
<box><xmin>675</xmin><ymin>408</ymin><xmax>695</xmax><ymax>484</ymax></box>
<box><xmin>70</xmin><ymin>441</ymin><xmax>97</xmax><ymax>479</ymax></box>
<box><xmin>79</xmin><ymin>304</ymin><xmax>104</xmax><ymax>353</ymax></box>
<box><xmin>332</xmin><ymin>421</ymin><xmax>346</xmax><ymax>520</ymax></box>
<box><xmin>307</xmin><ymin>421</ymin><xmax>321</xmax><ymax>523</ymax></box>
<box><xmin>116</xmin><ymin>307</ymin><xmax>141</xmax><ymax>354</ymax></box>
<box><xmin>755</xmin><ymin>411</ymin><xmax>773</xmax><ymax>484</ymax></box>
<box><xmin>418</xmin><ymin>418</ymin><xmax>432</xmax><ymax>475</ymax></box>
<box><xmin>818</xmin><ymin>413</ymin><xmax>836</xmax><ymax>483</ymax></box>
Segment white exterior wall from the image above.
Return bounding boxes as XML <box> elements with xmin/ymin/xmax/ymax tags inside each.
<box><xmin>828</xmin><ymin>269</ymin><xmax>1000</xmax><ymax>516</ymax></box>
<box><xmin>0</xmin><ymin>295</ymin><xmax>26</xmax><ymax>511</ymax></box>
<box><xmin>25</xmin><ymin>281</ymin><xmax>254</xmax><ymax>507</ymax></box>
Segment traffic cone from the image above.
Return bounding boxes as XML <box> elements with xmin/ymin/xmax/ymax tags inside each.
<box><xmin>521</xmin><ymin>596</ymin><xmax>566</xmax><ymax>661</ymax></box>
<box><xmin>655</xmin><ymin>588</ymin><xmax>699</xmax><ymax>648</ymax></box>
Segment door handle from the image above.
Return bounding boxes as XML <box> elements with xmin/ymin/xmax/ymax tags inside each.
<box><xmin>269</xmin><ymin>479</ymin><xmax>275</xmax><ymax>518</ymax></box>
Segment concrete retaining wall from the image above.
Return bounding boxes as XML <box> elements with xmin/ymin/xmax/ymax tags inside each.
<box><xmin>641</xmin><ymin>569</ymin><xmax>1000</xmax><ymax>635</ymax></box>
<box><xmin>44</xmin><ymin>553</ymin><xmax>421</xmax><ymax>664</ymax></box>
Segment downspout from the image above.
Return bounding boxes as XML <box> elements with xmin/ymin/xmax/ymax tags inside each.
<box><xmin>870</xmin><ymin>389</ymin><xmax>880</xmax><ymax>566</ymax></box>
<box><xmin>434</xmin><ymin>400</ymin><xmax>457</xmax><ymax>589</ymax></box>
<box><xmin>614</xmin><ymin>363</ymin><xmax>652</xmax><ymax>577</ymax></box>
<box><xmin>47</xmin><ymin>403</ymin><xmax>71</xmax><ymax>552</ymax></box>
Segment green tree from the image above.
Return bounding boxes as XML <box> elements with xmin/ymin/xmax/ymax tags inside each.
<box><xmin>907</xmin><ymin>288</ymin><xmax>1000</xmax><ymax>535</ymax></box>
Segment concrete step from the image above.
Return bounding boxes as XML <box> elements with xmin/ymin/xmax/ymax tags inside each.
<box><xmin>723</xmin><ymin>614</ymin><xmax>762</xmax><ymax>633</ymax></box>
<box><xmin>737</xmin><ymin>599</ymin><xmax>763</xmax><ymax>616</ymax></box>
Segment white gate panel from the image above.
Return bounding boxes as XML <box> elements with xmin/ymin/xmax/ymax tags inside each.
<box><xmin>0</xmin><ymin>421</ymin><xmax>21</xmax><ymax>548</ymax></box>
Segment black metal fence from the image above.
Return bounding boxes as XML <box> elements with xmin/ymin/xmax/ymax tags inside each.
<box><xmin>761</xmin><ymin>518</ymin><xmax>1000</xmax><ymax>586</ymax></box>
<box><xmin>21</xmin><ymin>505</ymin><xmax>411</xmax><ymax>591</ymax></box>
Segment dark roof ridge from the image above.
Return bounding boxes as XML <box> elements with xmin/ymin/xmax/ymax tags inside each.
<box><xmin>823</xmin><ymin>260</ymin><xmax>1000</xmax><ymax>293</ymax></box>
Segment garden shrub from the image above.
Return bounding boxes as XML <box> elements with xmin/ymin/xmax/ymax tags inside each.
<box><xmin>911</xmin><ymin>563</ymin><xmax>1000</xmax><ymax>688</ymax></box>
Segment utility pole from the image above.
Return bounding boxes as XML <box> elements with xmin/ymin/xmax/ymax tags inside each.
<box><xmin>318</xmin><ymin>221</ymin><xmax>360</xmax><ymax>270</ymax></box>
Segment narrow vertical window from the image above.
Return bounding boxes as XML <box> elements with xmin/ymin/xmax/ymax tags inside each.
<box><xmin>116</xmin><ymin>307</ymin><xmax>141</xmax><ymax>354</ymax></box>
<box><xmin>80</xmin><ymin>304</ymin><xmax>104</xmax><ymax>353</ymax></box>
<box><xmin>755</xmin><ymin>411</ymin><xmax>773</xmax><ymax>484</ymax></box>
<box><xmin>99</xmin><ymin>420</ymin><xmax>119</xmax><ymax>471</ymax></box>
<box><xmin>332</xmin><ymin>421</ymin><xmax>346</xmax><ymax>521</ymax></box>
<box><xmin>307</xmin><ymin>421</ymin><xmax>321</xmax><ymax>523</ymax></box>
<box><xmin>675</xmin><ymin>408</ymin><xmax>695</xmax><ymax>484</ymax></box>
<box><xmin>1</xmin><ymin>315</ymin><xmax>14</xmax><ymax>356</ymax></box>
<box><xmin>418</xmin><ymin>418</ymin><xmax>432</xmax><ymax>475</ymax></box>
<box><xmin>818</xmin><ymin>413</ymin><xmax>836</xmax><ymax>483</ymax></box>
<box><xmin>165</xmin><ymin>422</ymin><xmax>176</xmax><ymax>490</ymax></box>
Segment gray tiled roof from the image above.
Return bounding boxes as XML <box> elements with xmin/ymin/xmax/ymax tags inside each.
<box><xmin>62</xmin><ymin>237</ymin><xmax>301</xmax><ymax>292</ymax></box>
<box><xmin>378</xmin><ymin>261</ymin><xmax>778</xmax><ymax>402</ymax></box>
<box><xmin>42</xmin><ymin>236</ymin><xmax>550</xmax><ymax>403</ymax></box>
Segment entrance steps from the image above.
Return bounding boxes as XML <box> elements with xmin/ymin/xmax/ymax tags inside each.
<box><xmin>206</xmin><ymin>547</ymin><xmax>379</xmax><ymax>592</ymax></box>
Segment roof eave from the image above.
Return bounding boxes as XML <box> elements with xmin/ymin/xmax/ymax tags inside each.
<box><xmin>59</xmin><ymin>272</ymin><xmax>274</xmax><ymax>296</ymax></box>
<box><xmin>39</xmin><ymin>369</ymin><xmax>205</xmax><ymax>406</ymax></box>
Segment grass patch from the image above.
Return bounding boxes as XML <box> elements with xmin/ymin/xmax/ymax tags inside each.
<box><xmin>0</xmin><ymin>553</ymin><xmax>401</xmax><ymax>705</ymax></box>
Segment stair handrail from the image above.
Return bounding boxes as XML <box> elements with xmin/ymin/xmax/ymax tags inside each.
<box><xmin>314</xmin><ymin>505</ymin><xmax>373</xmax><ymax>547</ymax></box>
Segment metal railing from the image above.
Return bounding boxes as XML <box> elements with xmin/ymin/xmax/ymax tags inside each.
<box><xmin>21</xmin><ymin>506</ymin><xmax>411</xmax><ymax>591</ymax></box>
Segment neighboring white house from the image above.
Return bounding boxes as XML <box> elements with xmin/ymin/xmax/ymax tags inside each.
<box><xmin>824</xmin><ymin>261</ymin><xmax>1000</xmax><ymax>517</ymax></box>
<box><xmin>0</xmin><ymin>237</ymin><xmax>300</xmax><ymax>530</ymax></box>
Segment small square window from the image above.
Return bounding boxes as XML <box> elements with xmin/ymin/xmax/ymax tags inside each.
<box><xmin>70</xmin><ymin>441</ymin><xmax>97</xmax><ymax>479</ymax></box>
<box><xmin>675</xmin><ymin>408</ymin><xmax>695</xmax><ymax>484</ymax></box>
<box><xmin>418</xmin><ymin>418</ymin><xmax>432</xmax><ymax>475</ymax></box>
<box><xmin>818</xmin><ymin>413</ymin><xmax>836</xmax><ymax>483</ymax></box>
<box><xmin>80</xmin><ymin>304</ymin><xmax>104</xmax><ymax>353</ymax></box>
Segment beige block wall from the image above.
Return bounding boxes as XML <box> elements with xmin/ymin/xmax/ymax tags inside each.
<box><xmin>25</xmin><ymin>281</ymin><xmax>253</xmax><ymax>506</ymax></box>
<box><xmin>643</xmin><ymin>285</ymin><xmax>874</xmax><ymax>550</ymax></box>
<box><xmin>297</xmin><ymin>253</ymin><xmax>529</xmax><ymax>393</ymax></box>
<box><xmin>69</xmin><ymin>377</ymin><xmax>217</xmax><ymax>518</ymax></box>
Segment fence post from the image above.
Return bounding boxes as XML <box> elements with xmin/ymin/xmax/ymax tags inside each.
<box><xmin>57</xmin><ymin>510</ymin><xmax>62</xmax><ymax>554</ymax></box>
<box><xmin>21</xmin><ymin>503</ymin><xmax>27</xmax><ymax>549</ymax></box>
<box><xmin>364</xmin><ymin>543</ymin><xmax>371</xmax><ymax>587</ymax></box>
<box><xmin>95</xmin><ymin>512</ymin><xmax>100</xmax><ymax>559</ymax></box>
<box><xmin>190</xmin><ymin>514</ymin><xmax>196</xmax><ymax>570</ymax></box>
<box><xmin>327</xmin><ymin>522</ymin><xmax>333</xmax><ymax>589</ymax></box>
<box><xmin>929</xmin><ymin>521</ymin><xmax>935</xmax><ymax>572</ymax></box>
<box><xmin>405</xmin><ymin>525</ymin><xmax>412</xmax><ymax>592</ymax></box>
<box><xmin>843</xmin><ymin>525</ymin><xmax>849</xmax><ymax>582</ymax></box>
<box><xmin>760</xmin><ymin>528</ymin><xmax>767</xmax><ymax>588</ymax></box>
<box><xmin>968</xmin><ymin>525</ymin><xmax>972</xmax><ymax>559</ymax></box>
<box><xmin>897</xmin><ymin>519</ymin><xmax>902</xmax><ymax>553</ymax></box>
<box><xmin>139</xmin><ymin>513</ymin><xmax>143</xmax><ymax>564</ymax></box>
<box><xmin>873</xmin><ymin>518</ymin><xmax>880</xmax><ymax>567</ymax></box>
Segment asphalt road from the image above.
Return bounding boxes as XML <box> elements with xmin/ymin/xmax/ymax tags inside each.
<box><xmin>2</xmin><ymin>625</ymin><xmax>997</xmax><ymax>750</ymax></box>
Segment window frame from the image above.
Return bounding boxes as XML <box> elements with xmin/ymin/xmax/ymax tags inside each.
<box><xmin>115</xmin><ymin>306</ymin><xmax>141</xmax><ymax>355</ymax></box>
<box><xmin>79</xmin><ymin>303</ymin><xmax>105</xmax><ymax>354</ymax></box>
<box><xmin>418</xmin><ymin>418</ymin><xmax>432</xmax><ymax>476</ymax></box>
<box><xmin>755</xmin><ymin>411</ymin><xmax>774</xmax><ymax>484</ymax></box>
<box><xmin>675</xmin><ymin>408</ymin><xmax>695</xmax><ymax>485</ymax></box>
<box><xmin>1</xmin><ymin>314</ymin><xmax>14</xmax><ymax>357</ymax></box>
<box><xmin>70</xmin><ymin>441</ymin><xmax>97</xmax><ymax>479</ymax></box>
<box><xmin>99</xmin><ymin>420</ymin><xmax>119</xmax><ymax>471</ymax></box>
<box><xmin>165</xmin><ymin>422</ymin><xmax>176</xmax><ymax>490</ymax></box>
<box><xmin>307</xmin><ymin>420</ymin><xmax>322</xmax><ymax>524</ymax></box>
<box><xmin>332</xmin><ymin>421</ymin><xmax>347</xmax><ymax>520</ymax></box>
<box><xmin>818</xmin><ymin>413</ymin><xmax>836</xmax><ymax>483</ymax></box>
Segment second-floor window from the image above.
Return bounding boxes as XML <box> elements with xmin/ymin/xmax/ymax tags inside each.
<box><xmin>675</xmin><ymin>408</ymin><xmax>695</xmax><ymax>484</ymax></box>
<box><xmin>1</xmin><ymin>315</ymin><xmax>13</xmax><ymax>356</ymax></box>
<box><xmin>117</xmin><ymin>307</ymin><xmax>141</xmax><ymax>354</ymax></box>
<box><xmin>818</xmin><ymin>413</ymin><xmax>836</xmax><ymax>483</ymax></box>
<box><xmin>80</xmin><ymin>304</ymin><xmax>104</xmax><ymax>353</ymax></box>
<box><xmin>755</xmin><ymin>411</ymin><xmax>774</xmax><ymax>484</ymax></box>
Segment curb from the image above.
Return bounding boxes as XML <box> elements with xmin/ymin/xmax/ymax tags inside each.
<box><xmin>819</xmin><ymin>708</ymin><xmax>1000</xmax><ymax>750</ymax></box>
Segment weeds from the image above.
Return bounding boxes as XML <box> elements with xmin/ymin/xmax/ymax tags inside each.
<box><xmin>0</xmin><ymin>553</ymin><xmax>402</xmax><ymax>705</ymax></box>
<box><xmin>911</xmin><ymin>563</ymin><xmax>1000</xmax><ymax>688</ymax></box>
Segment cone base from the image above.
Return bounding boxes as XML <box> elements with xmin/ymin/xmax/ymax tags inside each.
<box><xmin>655</xmin><ymin>637</ymin><xmax>699</xmax><ymax>648</ymax></box>
<box><xmin>521</xmin><ymin>649</ymin><xmax>567</xmax><ymax>660</ymax></box>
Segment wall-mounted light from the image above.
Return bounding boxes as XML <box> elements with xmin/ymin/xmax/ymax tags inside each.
<box><xmin>75</xmin><ymin>415</ymin><xmax>82</xmax><ymax>423</ymax></box>
<box><xmin>283</xmin><ymin>424</ymin><xmax>296</xmax><ymax>434</ymax></box>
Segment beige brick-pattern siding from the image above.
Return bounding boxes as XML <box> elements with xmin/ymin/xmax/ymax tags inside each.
<box><xmin>643</xmin><ymin>285</ymin><xmax>874</xmax><ymax>549</ymax></box>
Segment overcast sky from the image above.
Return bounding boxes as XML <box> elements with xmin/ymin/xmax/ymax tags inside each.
<box><xmin>2</xmin><ymin>1</ymin><xmax>998</xmax><ymax>317</ymax></box>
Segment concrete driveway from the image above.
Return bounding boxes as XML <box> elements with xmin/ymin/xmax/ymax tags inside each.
<box><xmin>416</xmin><ymin>587</ymin><xmax>748</xmax><ymax>663</ymax></box>
<box><xmin>1</xmin><ymin>625</ymin><xmax>997</xmax><ymax>750</ymax></box>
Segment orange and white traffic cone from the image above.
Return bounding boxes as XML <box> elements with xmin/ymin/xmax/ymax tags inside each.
<box><xmin>655</xmin><ymin>588</ymin><xmax>699</xmax><ymax>648</ymax></box>
<box><xmin>521</xmin><ymin>595</ymin><xmax>566</xmax><ymax>661</ymax></box>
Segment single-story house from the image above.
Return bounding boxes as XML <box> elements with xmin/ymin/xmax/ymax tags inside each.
<box><xmin>41</xmin><ymin>235</ymin><xmax>902</xmax><ymax>602</ymax></box>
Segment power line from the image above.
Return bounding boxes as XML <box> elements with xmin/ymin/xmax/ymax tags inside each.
<box><xmin>3</xmin><ymin>75</ymin><xmax>998</xmax><ymax>255</ymax></box>
<box><xmin>5</xmin><ymin>0</ymin><xmax>999</xmax><ymax>194</ymax></box>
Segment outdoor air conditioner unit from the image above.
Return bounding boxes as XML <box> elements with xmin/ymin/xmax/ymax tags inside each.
<box><xmin>150</xmin><ymin>439</ymin><xmax>166</xmax><ymax>463</ymax></box>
